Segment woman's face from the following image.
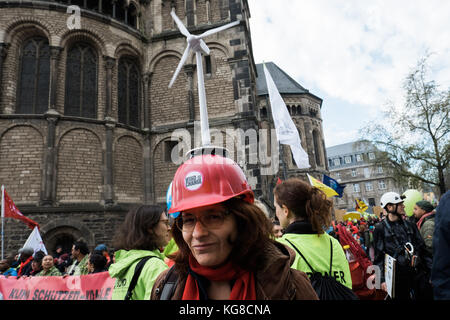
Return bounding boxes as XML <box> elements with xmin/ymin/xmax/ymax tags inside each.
<box><xmin>181</xmin><ymin>204</ymin><xmax>237</xmax><ymax>268</ymax></box>
<box><xmin>152</xmin><ymin>212</ymin><xmax>171</xmax><ymax>248</ymax></box>
<box><xmin>274</xmin><ymin>196</ymin><xmax>289</xmax><ymax>229</ymax></box>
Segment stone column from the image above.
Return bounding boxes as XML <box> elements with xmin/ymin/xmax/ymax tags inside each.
<box><xmin>41</xmin><ymin>110</ymin><xmax>61</xmax><ymax>206</ymax></box>
<box><xmin>142</xmin><ymin>72</ymin><xmax>152</xmax><ymax>130</ymax></box>
<box><xmin>142</xmin><ymin>71</ymin><xmax>153</xmax><ymax>204</ymax></box>
<box><xmin>184</xmin><ymin>64</ymin><xmax>195</xmax><ymax>123</ymax></box>
<box><xmin>206</xmin><ymin>0</ymin><xmax>211</xmax><ymax>24</ymax></box>
<box><xmin>49</xmin><ymin>46</ymin><xmax>63</xmax><ymax>111</ymax></box>
<box><xmin>0</xmin><ymin>43</ymin><xmax>9</xmax><ymax>108</ymax></box>
<box><xmin>112</xmin><ymin>0</ymin><xmax>117</xmax><ymax>18</ymax></box>
<box><xmin>104</xmin><ymin>118</ymin><xmax>116</xmax><ymax>206</ymax></box>
<box><xmin>104</xmin><ymin>56</ymin><xmax>116</xmax><ymax>119</ymax></box>
<box><xmin>143</xmin><ymin>129</ymin><xmax>153</xmax><ymax>204</ymax></box>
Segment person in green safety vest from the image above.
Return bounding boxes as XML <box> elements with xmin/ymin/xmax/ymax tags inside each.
<box><xmin>274</xmin><ymin>178</ymin><xmax>352</xmax><ymax>290</ymax></box>
<box><xmin>109</xmin><ymin>205</ymin><xmax>170</xmax><ymax>300</ymax></box>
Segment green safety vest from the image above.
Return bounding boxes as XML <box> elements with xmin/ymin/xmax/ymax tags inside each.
<box><xmin>278</xmin><ymin>232</ymin><xmax>352</xmax><ymax>289</ymax></box>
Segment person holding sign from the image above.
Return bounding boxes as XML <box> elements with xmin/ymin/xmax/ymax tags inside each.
<box><xmin>373</xmin><ymin>192</ymin><xmax>432</xmax><ymax>299</ymax></box>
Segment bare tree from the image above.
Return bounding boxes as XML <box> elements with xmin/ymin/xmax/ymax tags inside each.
<box><xmin>360</xmin><ymin>55</ymin><xmax>449</xmax><ymax>196</ymax></box>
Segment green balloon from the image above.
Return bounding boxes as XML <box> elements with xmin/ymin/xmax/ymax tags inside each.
<box><xmin>402</xmin><ymin>189</ymin><xmax>423</xmax><ymax>216</ymax></box>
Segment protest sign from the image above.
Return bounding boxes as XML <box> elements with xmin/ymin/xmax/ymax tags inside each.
<box><xmin>0</xmin><ymin>271</ymin><xmax>115</xmax><ymax>300</ymax></box>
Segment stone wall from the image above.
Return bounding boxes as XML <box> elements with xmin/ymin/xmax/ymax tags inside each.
<box><xmin>0</xmin><ymin>0</ymin><xmax>259</xmax><ymax>252</ymax></box>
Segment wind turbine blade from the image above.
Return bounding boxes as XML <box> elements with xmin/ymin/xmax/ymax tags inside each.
<box><xmin>168</xmin><ymin>43</ymin><xmax>191</xmax><ymax>88</ymax></box>
<box><xmin>171</xmin><ymin>10</ymin><xmax>190</xmax><ymax>37</ymax></box>
<box><xmin>199</xmin><ymin>40</ymin><xmax>210</xmax><ymax>56</ymax></box>
<box><xmin>198</xmin><ymin>20</ymin><xmax>240</xmax><ymax>38</ymax></box>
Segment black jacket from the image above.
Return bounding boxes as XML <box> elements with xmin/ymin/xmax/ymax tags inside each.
<box><xmin>431</xmin><ymin>190</ymin><xmax>450</xmax><ymax>300</ymax></box>
<box><xmin>373</xmin><ymin>217</ymin><xmax>429</xmax><ymax>283</ymax></box>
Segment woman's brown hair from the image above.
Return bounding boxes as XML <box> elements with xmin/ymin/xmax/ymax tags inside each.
<box><xmin>274</xmin><ymin>178</ymin><xmax>332</xmax><ymax>234</ymax></box>
<box><xmin>169</xmin><ymin>197</ymin><xmax>274</xmax><ymax>277</ymax></box>
<box><xmin>113</xmin><ymin>205</ymin><xmax>165</xmax><ymax>251</ymax></box>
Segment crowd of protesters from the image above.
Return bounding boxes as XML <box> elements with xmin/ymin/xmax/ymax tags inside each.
<box><xmin>1</xmin><ymin>176</ymin><xmax>449</xmax><ymax>301</ymax></box>
<box><xmin>0</xmin><ymin>241</ymin><xmax>114</xmax><ymax>279</ymax></box>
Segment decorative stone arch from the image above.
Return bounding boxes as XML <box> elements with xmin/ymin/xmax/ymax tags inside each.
<box><xmin>114</xmin><ymin>41</ymin><xmax>143</xmax><ymax>65</ymax></box>
<box><xmin>149</xmin><ymin>50</ymin><xmax>191</xmax><ymax>123</ymax></box>
<box><xmin>113</xmin><ymin>134</ymin><xmax>144</xmax><ymax>203</ymax></box>
<box><xmin>56</xmin><ymin>126</ymin><xmax>103</xmax><ymax>149</ymax></box>
<box><xmin>41</xmin><ymin>218</ymin><xmax>95</xmax><ymax>254</ymax></box>
<box><xmin>148</xmin><ymin>49</ymin><xmax>185</xmax><ymax>73</ymax></box>
<box><xmin>0</xmin><ymin>123</ymin><xmax>45</xmax><ymax>141</ymax></box>
<box><xmin>193</xmin><ymin>42</ymin><xmax>230</xmax><ymax>77</ymax></box>
<box><xmin>114</xmin><ymin>133</ymin><xmax>143</xmax><ymax>150</ymax></box>
<box><xmin>0</xmin><ymin>124</ymin><xmax>44</xmax><ymax>203</ymax></box>
<box><xmin>58</xmin><ymin>29</ymin><xmax>108</xmax><ymax>58</ymax></box>
<box><xmin>1</xmin><ymin>20</ymin><xmax>53</xmax><ymax>114</ymax></box>
<box><xmin>3</xmin><ymin>18</ymin><xmax>52</xmax><ymax>45</ymax></box>
<box><xmin>204</xmin><ymin>41</ymin><xmax>229</xmax><ymax>58</ymax></box>
<box><xmin>153</xmin><ymin>132</ymin><xmax>179</xmax><ymax>157</ymax></box>
<box><xmin>55</xmin><ymin>127</ymin><xmax>103</xmax><ymax>203</ymax></box>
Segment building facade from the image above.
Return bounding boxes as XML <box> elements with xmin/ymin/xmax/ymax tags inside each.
<box><xmin>0</xmin><ymin>0</ymin><xmax>327</xmax><ymax>255</ymax></box>
<box><xmin>326</xmin><ymin>141</ymin><xmax>400</xmax><ymax>211</ymax></box>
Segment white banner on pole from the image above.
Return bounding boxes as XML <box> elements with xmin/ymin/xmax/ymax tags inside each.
<box><xmin>262</xmin><ymin>63</ymin><xmax>310</xmax><ymax>169</ymax></box>
<box><xmin>23</xmin><ymin>226</ymin><xmax>47</xmax><ymax>256</ymax></box>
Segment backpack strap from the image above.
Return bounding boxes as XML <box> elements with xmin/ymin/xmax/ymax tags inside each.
<box><xmin>329</xmin><ymin>238</ymin><xmax>333</xmax><ymax>275</ymax></box>
<box><xmin>159</xmin><ymin>265</ymin><xmax>179</xmax><ymax>300</ymax></box>
<box><xmin>124</xmin><ymin>256</ymin><xmax>155</xmax><ymax>300</ymax></box>
<box><xmin>285</xmin><ymin>238</ymin><xmax>316</xmax><ymax>273</ymax></box>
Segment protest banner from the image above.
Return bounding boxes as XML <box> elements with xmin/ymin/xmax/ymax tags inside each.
<box><xmin>0</xmin><ymin>271</ymin><xmax>115</xmax><ymax>300</ymax></box>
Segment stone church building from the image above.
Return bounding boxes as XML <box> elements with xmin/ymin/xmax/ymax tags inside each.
<box><xmin>0</xmin><ymin>0</ymin><xmax>327</xmax><ymax>255</ymax></box>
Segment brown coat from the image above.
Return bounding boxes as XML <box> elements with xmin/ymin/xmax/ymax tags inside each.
<box><xmin>151</xmin><ymin>241</ymin><xmax>318</xmax><ymax>300</ymax></box>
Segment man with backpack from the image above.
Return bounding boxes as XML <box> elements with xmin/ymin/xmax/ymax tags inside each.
<box><xmin>373</xmin><ymin>192</ymin><xmax>432</xmax><ymax>300</ymax></box>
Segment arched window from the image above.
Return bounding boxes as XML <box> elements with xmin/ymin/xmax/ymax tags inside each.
<box><xmin>115</xmin><ymin>0</ymin><xmax>127</xmax><ymax>22</ymax></box>
<box><xmin>127</xmin><ymin>3</ymin><xmax>138</xmax><ymax>28</ymax></box>
<box><xmin>118</xmin><ymin>57</ymin><xmax>140</xmax><ymax>127</ymax></box>
<box><xmin>16</xmin><ymin>37</ymin><xmax>50</xmax><ymax>114</ymax></box>
<box><xmin>64</xmin><ymin>43</ymin><xmax>98</xmax><ymax>118</ymax></box>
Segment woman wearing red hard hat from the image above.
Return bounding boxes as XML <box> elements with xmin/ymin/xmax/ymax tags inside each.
<box><xmin>151</xmin><ymin>148</ymin><xmax>318</xmax><ymax>300</ymax></box>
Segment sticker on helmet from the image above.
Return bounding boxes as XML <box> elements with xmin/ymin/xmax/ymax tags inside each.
<box><xmin>185</xmin><ymin>171</ymin><xmax>203</xmax><ymax>191</ymax></box>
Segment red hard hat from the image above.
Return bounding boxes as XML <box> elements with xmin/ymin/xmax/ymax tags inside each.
<box><xmin>168</xmin><ymin>154</ymin><xmax>254</xmax><ymax>214</ymax></box>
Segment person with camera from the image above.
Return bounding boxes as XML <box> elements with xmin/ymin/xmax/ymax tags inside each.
<box><xmin>373</xmin><ymin>192</ymin><xmax>432</xmax><ymax>299</ymax></box>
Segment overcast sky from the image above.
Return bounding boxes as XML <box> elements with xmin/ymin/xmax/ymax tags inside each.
<box><xmin>247</xmin><ymin>0</ymin><xmax>450</xmax><ymax>148</ymax></box>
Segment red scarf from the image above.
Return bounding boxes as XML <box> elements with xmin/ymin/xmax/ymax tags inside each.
<box><xmin>182</xmin><ymin>255</ymin><xmax>256</xmax><ymax>300</ymax></box>
<box><xmin>417</xmin><ymin>211</ymin><xmax>435</xmax><ymax>230</ymax></box>
<box><xmin>18</xmin><ymin>256</ymin><xmax>33</xmax><ymax>276</ymax></box>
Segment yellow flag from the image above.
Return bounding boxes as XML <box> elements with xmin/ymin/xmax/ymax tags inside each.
<box><xmin>307</xmin><ymin>174</ymin><xmax>338</xmax><ymax>197</ymax></box>
<box><xmin>355</xmin><ymin>198</ymin><xmax>368</xmax><ymax>213</ymax></box>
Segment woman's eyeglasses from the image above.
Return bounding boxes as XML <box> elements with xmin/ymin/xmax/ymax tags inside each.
<box><xmin>175</xmin><ymin>211</ymin><xmax>230</xmax><ymax>232</ymax></box>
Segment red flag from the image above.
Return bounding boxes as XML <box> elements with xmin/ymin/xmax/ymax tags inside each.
<box><xmin>276</xmin><ymin>177</ymin><xmax>283</xmax><ymax>185</ymax></box>
<box><xmin>2</xmin><ymin>190</ymin><xmax>39</xmax><ymax>230</ymax></box>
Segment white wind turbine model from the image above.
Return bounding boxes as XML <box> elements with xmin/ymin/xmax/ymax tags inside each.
<box><xmin>168</xmin><ymin>9</ymin><xmax>240</xmax><ymax>147</ymax></box>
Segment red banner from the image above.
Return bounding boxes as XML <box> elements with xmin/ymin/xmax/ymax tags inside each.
<box><xmin>0</xmin><ymin>272</ymin><xmax>116</xmax><ymax>300</ymax></box>
<box><xmin>3</xmin><ymin>190</ymin><xmax>40</xmax><ymax>230</ymax></box>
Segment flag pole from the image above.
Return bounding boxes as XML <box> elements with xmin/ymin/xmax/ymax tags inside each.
<box><xmin>1</xmin><ymin>185</ymin><xmax>5</xmax><ymax>260</ymax></box>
